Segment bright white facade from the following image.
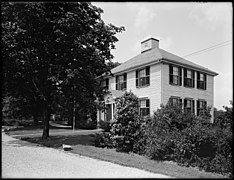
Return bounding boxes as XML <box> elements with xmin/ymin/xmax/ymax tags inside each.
<box><xmin>97</xmin><ymin>38</ymin><xmax>218</xmax><ymax>123</ymax></box>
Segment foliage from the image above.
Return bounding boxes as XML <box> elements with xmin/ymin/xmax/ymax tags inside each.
<box><xmin>98</xmin><ymin>119</ymin><xmax>111</xmax><ymax>132</ymax></box>
<box><xmin>109</xmin><ymin>91</ymin><xmax>143</xmax><ymax>152</ymax></box>
<box><xmin>2</xmin><ymin>2</ymin><xmax>124</xmax><ymax>138</ymax></box>
<box><xmin>93</xmin><ymin>132</ymin><xmax>114</xmax><ymax>148</ymax></box>
<box><xmin>214</xmin><ymin>100</ymin><xmax>233</xmax><ymax>129</ymax></box>
<box><xmin>143</xmin><ymin>102</ymin><xmax>233</xmax><ymax>177</ymax></box>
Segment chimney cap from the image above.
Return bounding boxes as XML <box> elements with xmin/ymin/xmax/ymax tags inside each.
<box><xmin>141</xmin><ymin>37</ymin><xmax>159</xmax><ymax>44</ymax></box>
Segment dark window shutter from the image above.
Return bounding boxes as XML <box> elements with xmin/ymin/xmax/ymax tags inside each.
<box><xmin>184</xmin><ymin>99</ymin><xmax>187</xmax><ymax>109</ymax></box>
<box><xmin>179</xmin><ymin>67</ymin><xmax>182</xmax><ymax>86</ymax></box>
<box><xmin>192</xmin><ymin>70</ymin><xmax>195</xmax><ymax>88</ymax></box>
<box><xmin>192</xmin><ymin>100</ymin><xmax>195</xmax><ymax>113</ymax></box>
<box><xmin>169</xmin><ymin>65</ymin><xmax>173</xmax><ymax>84</ymax></box>
<box><xmin>184</xmin><ymin>68</ymin><xmax>187</xmax><ymax>86</ymax></box>
<box><xmin>197</xmin><ymin>100</ymin><xmax>199</xmax><ymax>115</ymax></box>
<box><xmin>146</xmin><ymin>99</ymin><xmax>150</xmax><ymax>107</ymax></box>
<box><xmin>146</xmin><ymin>77</ymin><xmax>150</xmax><ymax>85</ymax></box>
<box><xmin>124</xmin><ymin>73</ymin><xmax>127</xmax><ymax>81</ymax></box>
<box><xmin>184</xmin><ymin>68</ymin><xmax>187</xmax><ymax>77</ymax></box>
<box><xmin>179</xmin><ymin>98</ymin><xmax>182</xmax><ymax>106</ymax></box>
<box><xmin>146</xmin><ymin>67</ymin><xmax>150</xmax><ymax>85</ymax></box>
<box><xmin>116</xmin><ymin>76</ymin><xmax>118</xmax><ymax>90</ymax></box>
<box><xmin>204</xmin><ymin>101</ymin><xmax>207</xmax><ymax>107</ymax></box>
<box><xmin>204</xmin><ymin>74</ymin><xmax>207</xmax><ymax>90</ymax></box>
<box><xmin>169</xmin><ymin>65</ymin><xmax>173</xmax><ymax>74</ymax></box>
<box><xmin>136</xmin><ymin>70</ymin><xmax>139</xmax><ymax>87</ymax></box>
<box><xmin>146</xmin><ymin>66</ymin><xmax>150</xmax><ymax>76</ymax></box>
<box><xmin>124</xmin><ymin>82</ymin><xmax>126</xmax><ymax>89</ymax></box>
<box><xmin>197</xmin><ymin>72</ymin><xmax>200</xmax><ymax>88</ymax></box>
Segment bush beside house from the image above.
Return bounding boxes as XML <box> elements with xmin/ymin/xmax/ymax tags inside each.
<box><xmin>94</xmin><ymin>92</ymin><xmax>233</xmax><ymax>178</ymax></box>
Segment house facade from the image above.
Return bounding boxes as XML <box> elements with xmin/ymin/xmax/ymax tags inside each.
<box><xmin>97</xmin><ymin>38</ymin><xmax>218</xmax><ymax>123</ymax></box>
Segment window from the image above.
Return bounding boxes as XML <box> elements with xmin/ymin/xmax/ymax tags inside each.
<box><xmin>169</xmin><ymin>65</ymin><xmax>182</xmax><ymax>85</ymax></box>
<box><xmin>136</xmin><ymin>66</ymin><xmax>150</xmax><ymax>88</ymax></box>
<box><xmin>184</xmin><ymin>68</ymin><xmax>195</xmax><ymax>88</ymax></box>
<box><xmin>197</xmin><ymin>72</ymin><xmax>207</xmax><ymax>90</ymax></box>
<box><xmin>197</xmin><ymin>100</ymin><xmax>207</xmax><ymax>115</ymax></box>
<box><xmin>101</xmin><ymin>78</ymin><xmax>109</xmax><ymax>90</ymax></box>
<box><xmin>138</xmin><ymin>99</ymin><xmax>150</xmax><ymax>116</ymax></box>
<box><xmin>169</xmin><ymin>97</ymin><xmax>182</xmax><ymax>106</ymax></box>
<box><xmin>184</xmin><ymin>98</ymin><xmax>195</xmax><ymax>114</ymax></box>
<box><xmin>116</xmin><ymin>73</ymin><xmax>127</xmax><ymax>91</ymax></box>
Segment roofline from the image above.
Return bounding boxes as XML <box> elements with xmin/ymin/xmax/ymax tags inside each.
<box><xmin>141</xmin><ymin>37</ymin><xmax>159</xmax><ymax>44</ymax></box>
<box><xmin>100</xmin><ymin>58</ymin><xmax>218</xmax><ymax>78</ymax></box>
<box><xmin>161</xmin><ymin>59</ymin><xmax>219</xmax><ymax>76</ymax></box>
<box><xmin>111</xmin><ymin>59</ymin><xmax>161</xmax><ymax>76</ymax></box>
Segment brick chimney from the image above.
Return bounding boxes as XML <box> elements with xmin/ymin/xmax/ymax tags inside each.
<box><xmin>141</xmin><ymin>38</ymin><xmax>159</xmax><ymax>53</ymax></box>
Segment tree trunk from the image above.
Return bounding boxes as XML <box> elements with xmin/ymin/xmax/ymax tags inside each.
<box><xmin>42</xmin><ymin>105</ymin><xmax>51</xmax><ymax>139</ymax></box>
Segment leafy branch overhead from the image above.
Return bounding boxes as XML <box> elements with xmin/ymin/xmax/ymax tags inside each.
<box><xmin>2</xmin><ymin>2</ymin><xmax>125</xmax><ymax>138</ymax></box>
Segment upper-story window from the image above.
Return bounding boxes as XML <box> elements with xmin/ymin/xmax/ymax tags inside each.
<box><xmin>101</xmin><ymin>78</ymin><xmax>109</xmax><ymax>90</ymax></box>
<box><xmin>197</xmin><ymin>100</ymin><xmax>207</xmax><ymax>115</ymax></box>
<box><xmin>138</xmin><ymin>98</ymin><xmax>150</xmax><ymax>116</ymax></box>
<box><xmin>116</xmin><ymin>73</ymin><xmax>127</xmax><ymax>91</ymax></box>
<box><xmin>197</xmin><ymin>72</ymin><xmax>207</xmax><ymax>90</ymax></box>
<box><xmin>184</xmin><ymin>68</ymin><xmax>195</xmax><ymax>88</ymax></box>
<box><xmin>184</xmin><ymin>98</ymin><xmax>195</xmax><ymax>114</ymax></box>
<box><xmin>136</xmin><ymin>66</ymin><xmax>150</xmax><ymax>88</ymax></box>
<box><xmin>169</xmin><ymin>96</ymin><xmax>182</xmax><ymax>106</ymax></box>
<box><xmin>169</xmin><ymin>65</ymin><xmax>182</xmax><ymax>86</ymax></box>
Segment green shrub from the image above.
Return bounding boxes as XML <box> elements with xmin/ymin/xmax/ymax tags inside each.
<box><xmin>93</xmin><ymin>132</ymin><xmax>114</xmax><ymax>148</ymax></box>
<box><xmin>143</xmin><ymin>103</ymin><xmax>233</xmax><ymax>177</ymax></box>
<box><xmin>109</xmin><ymin>91</ymin><xmax>142</xmax><ymax>153</ymax></box>
<box><xmin>98</xmin><ymin>119</ymin><xmax>111</xmax><ymax>132</ymax></box>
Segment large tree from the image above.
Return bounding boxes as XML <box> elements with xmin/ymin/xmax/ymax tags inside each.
<box><xmin>2</xmin><ymin>2</ymin><xmax>124</xmax><ymax>139</ymax></box>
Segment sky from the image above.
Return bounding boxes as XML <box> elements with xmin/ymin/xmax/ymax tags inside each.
<box><xmin>92</xmin><ymin>2</ymin><xmax>233</xmax><ymax>110</ymax></box>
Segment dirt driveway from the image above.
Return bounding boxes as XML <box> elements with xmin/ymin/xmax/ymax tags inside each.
<box><xmin>2</xmin><ymin>132</ymin><xmax>172</xmax><ymax>178</ymax></box>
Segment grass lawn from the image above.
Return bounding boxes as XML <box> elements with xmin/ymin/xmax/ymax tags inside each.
<box><xmin>16</xmin><ymin>133</ymin><xmax>227</xmax><ymax>178</ymax></box>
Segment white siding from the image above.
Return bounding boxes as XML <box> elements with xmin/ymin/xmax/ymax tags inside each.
<box><xmin>161</xmin><ymin>63</ymin><xmax>214</xmax><ymax>118</ymax></box>
<box><xmin>109</xmin><ymin>63</ymin><xmax>162</xmax><ymax>115</ymax></box>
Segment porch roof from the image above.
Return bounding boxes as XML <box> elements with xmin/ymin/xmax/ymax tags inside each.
<box><xmin>107</xmin><ymin>90</ymin><xmax>124</xmax><ymax>99</ymax></box>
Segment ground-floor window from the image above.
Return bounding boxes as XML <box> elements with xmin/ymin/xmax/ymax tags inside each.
<box><xmin>169</xmin><ymin>96</ymin><xmax>182</xmax><ymax>106</ymax></box>
<box><xmin>184</xmin><ymin>98</ymin><xmax>195</xmax><ymax>114</ymax></box>
<box><xmin>138</xmin><ymin>99</ymin><xmax>150</xmax><ymax>116</ymax></box>
<box><xmin>197</xmin><ymin>100</ymin><xmax>207</xmax><ymax>115</ymax></box>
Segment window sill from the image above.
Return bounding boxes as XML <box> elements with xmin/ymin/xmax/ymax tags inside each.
<box><xmin>136</xmin><ymin>84</ymin><xmax>150</xmax><ymax>89</ymax></box>
<box><xmin>116</xmin><ymin>89</ymin><xmax>127</xmax><ymax>91</ymax></box>
<box><xmin>197</xmin><ymin>88</ymin><xmax>206</xmax><ymax>91</ymax></box>
<box><xmin>169</xmin><ymin>83</ymin><xmax>181</xmax><ymax>86</ymax></box>
<box><xmin>184</xmin><ymin>85</ymin><xmax>194</xmax><ymax>89</ymax></box>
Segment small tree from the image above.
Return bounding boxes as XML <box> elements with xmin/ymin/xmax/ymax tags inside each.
<box><xmin>109</xmin><ymin>91</ymin><xmax>142</xmax><ymax>152</ymax></box>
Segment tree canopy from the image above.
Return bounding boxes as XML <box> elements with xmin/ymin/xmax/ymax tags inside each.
<box><xmin>2</xmin><ymin>2</ymin><xmax>125</xmax><ymax>138</ymax></box>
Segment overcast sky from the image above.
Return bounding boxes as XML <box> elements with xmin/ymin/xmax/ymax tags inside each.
<box><xmin>92</xmin><ymin>2</ymin><xmax>233</xmax><ymax>110</ymax></box>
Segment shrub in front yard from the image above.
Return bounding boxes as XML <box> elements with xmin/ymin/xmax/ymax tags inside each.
<box><xmin>142</xmin><ymin>103</ymin><xmax>233</xmax><ymax>178</ymax></box>
<box><xmin>109</xmin><ymin>91</ymin><xmax>143</xmax><ymax>152</ymax></box>
<box><xmin>98</xmin><ymin>119</ymin><xmax>111</xmax><ymax>132</ymax></box>
<box><xmin>93</xmin><ymin>132</ymin><xmax>114</xmax><ymax>148</ymax></box>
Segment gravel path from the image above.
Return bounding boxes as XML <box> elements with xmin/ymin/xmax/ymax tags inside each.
<box><xmin>2</xmin><ymin>132</ymin><xmax>172</xmax><ymax>178</ymax></box>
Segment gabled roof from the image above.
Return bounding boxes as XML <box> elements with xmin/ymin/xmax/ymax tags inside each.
<box><xmin>111</xmin><ymin>48</ymin><xmax>218</xmax><ymax>76</ymax></box>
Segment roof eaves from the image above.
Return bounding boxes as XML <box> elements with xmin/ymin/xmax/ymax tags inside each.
<box><xmin>111</xmin><ymin>59</ymin><xmax>162</xmax><ymax>75</ymax></box>
<box><xmin>161</xmin><ymin>59</ymin><xmax>218</xmax><ymax>76</ymax></box>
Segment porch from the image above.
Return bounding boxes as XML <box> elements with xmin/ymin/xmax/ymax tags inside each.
<box><xmin>97</xmin><ymin>90</ymin><xmax>124</xmax><ymax>123</ymax></box>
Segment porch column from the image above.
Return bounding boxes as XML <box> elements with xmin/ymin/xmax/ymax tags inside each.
<box><xmin>111</xmin><ymin>103</ymin><xmax>114</xmax><ymax>120</ymax></box>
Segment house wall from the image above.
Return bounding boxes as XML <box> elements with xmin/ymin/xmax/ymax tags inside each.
<box><xmin>161</xmin><ymin>63</ymin><xmax>214</xmax><ymax>121</ymax></box>
<box><xmin>108</xmin><ymin>63</ymin><xmax>162</xmax><ymax>115</ymax></box>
